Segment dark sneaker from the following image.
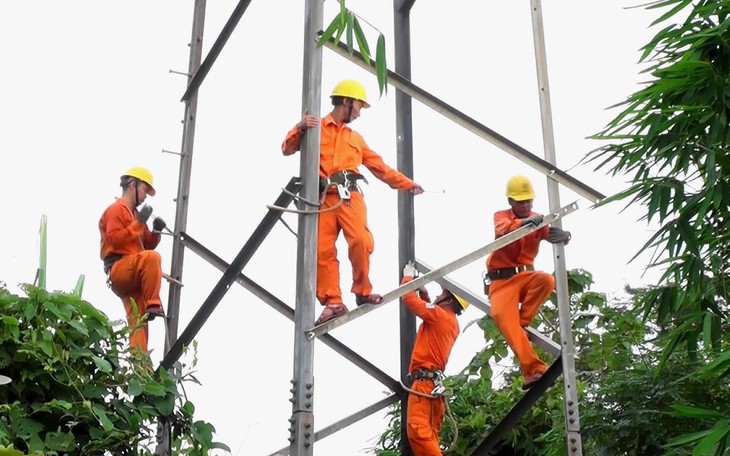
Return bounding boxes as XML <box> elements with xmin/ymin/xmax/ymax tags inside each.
<box><xmin>355</xmin><ymin>294</ymin><xmax>384</xmax><ymax>306</ymax></box>
<box><xmin>522</xmin><ymin>372</ymin><xmax>544</xmax><ymax>390</ymax></box>
<box><xmin>146</xmin><ymin>305</ymin><xmax>165</xmax><ymax>321</ymax></box>
<box><xmin>314</xmin><ymin>304</ymin><xmax>348</xmax><ymax>326</ymax></box>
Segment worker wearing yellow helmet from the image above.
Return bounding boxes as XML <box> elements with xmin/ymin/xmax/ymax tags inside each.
<box><xmin>400</xmin><ymin>261</ymin><xmax>467</xmax><ymax>455</ymax></box>
<box><xmin>282</xmin><ymin>79</ymin><xmax>425</xmax><ymax>326</ymax></box>
<box><xmin>98</xmin><ymin>166</ymin><xmax>167</xmax><ymax>354</ymax></box>
<box><xmin>485</xmin><ymin>175</ymin><xmax>571</xmax><ymax>389</ymax></box>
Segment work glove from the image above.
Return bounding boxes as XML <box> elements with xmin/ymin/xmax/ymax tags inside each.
<box><xmin>403</xmin><ymin>261</ymin><xmax>418</xmax><ymax>278</ymax></box>
<box><xmin>520</xmin><ymin>214</ymin><xmax>543</xmax><ymax>227</ymax></box>
<box><xmin>137</xmin><ymin>205</ymin><xmax>153</xmax><ymax>224</ymax></box>
<box><xmin>152</xmin><ymin>217</ymin><xmax>167</xmax><ymax>232</ymax></box>
<box><xmin>548</xmin><ymin>227</ymin><xmax>572</xmax><ymax>244</ymax></box>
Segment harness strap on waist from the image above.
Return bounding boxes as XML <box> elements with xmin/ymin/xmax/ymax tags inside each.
<box><xmin>487</xmin><ymin>264</ymin><xmax>535</xmax><ymax>281</ymax></box>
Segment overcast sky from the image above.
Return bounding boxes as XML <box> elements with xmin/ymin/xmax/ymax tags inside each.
<box><xmin>2</xmin><ymin>1</ymin><xmax>663</xmax><ymax>455</ymax></box>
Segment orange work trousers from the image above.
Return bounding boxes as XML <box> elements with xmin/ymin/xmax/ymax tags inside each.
<box><xmin>488</xmin><ymin>271</ymin><xmax>555</xmax><ymax>377</ymax></box>
<box><xmin>109</xmin><ymin>250</ymin><xmax>162</xmax><ymax>352</ymax></box>
<box><xmin>407</xmin><ymin>379</ymin><xmax>445</xmax><ymax>456</ymax></box>
<box><xmin>317</xmin><ymin>191</ymin><xmax>374</xmax><ymax>305</ymax></box>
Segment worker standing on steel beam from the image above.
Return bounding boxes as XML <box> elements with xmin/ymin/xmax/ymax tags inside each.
<box><xmin>485</xmin><ymin>175</ymin><xmax>571</xmax><ymax>389</ymax></box>
<box><xmin>401</xmin><ymin>261</ymin><xmax>467</xmax><ymax>456</ymax></box>
<box><xmin>99</xmin><ymin>166</ymin><xmax>167</xmax><ymax>354</ymax></box>
<box><xmin>282</xmin><ymin>79</ymin><xmax>425</xmax><ymax>326</ymax></box>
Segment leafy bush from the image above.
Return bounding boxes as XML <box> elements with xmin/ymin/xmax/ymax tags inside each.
<box><xmin>0</xmin><ymin>282</ymin><xmax>229</xmax><ymax>455</ymax></box>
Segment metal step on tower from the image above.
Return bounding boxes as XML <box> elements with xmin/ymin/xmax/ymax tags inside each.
<box><xmin>155</xmin><ymin>1</ymin><xmax>607</xmax><ymax>455</ymax></box>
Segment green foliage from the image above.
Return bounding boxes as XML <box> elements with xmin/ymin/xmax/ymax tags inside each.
<box><xmin>370</xmin><ymin>270</ymin><xmax>730</xmax><ymax>455</ymax></box>
<box><xmin>0</xmin><ymin>283</ymin><xmax>229</xmax><ymax>455</ymax></box>
<box><xmin>319</xmin><ymin>1</ymin><xmax>388</xmax><ymax>96</ymax></box>
<box><xmin>586</xmin><ymin>1</ymin><xmax>730</xmax><ymax>453</ymax></box>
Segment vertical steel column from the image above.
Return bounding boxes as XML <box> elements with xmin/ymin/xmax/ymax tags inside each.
<box><xmin>288</xmin><ymin>1</ymin><xmax>322</xmax><ymax>455</ymax></box>
<box><xmin>528</xmin><ymin>1</ymin><xmax>583</xmax><ymax>455</ymax></box>
<box><xmin>393</xmin><ymin>2</ymin><xmax>416</xmax><ymax>455</ymax></box>
<box><xmin>165</xmin><ymin>0</ymin><xmax>207</xmax><ymax>352</ymax></box>
<box><xmin>156</xmin><ymin>4</ymin><xmax>206</xmax><ymax>455</ymax></box>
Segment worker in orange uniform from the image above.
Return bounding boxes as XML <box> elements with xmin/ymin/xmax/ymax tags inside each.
<box><xmin>99</xmin><ymin>166</ymin><xmax>167</xmax><ymax>353</ymax></box>
<box><xmin>401</xmin><ymin>261</ymin><xmax>468</xmax><ymax>456</ymax></box>
<box><xmin>485</xmin><ymin>175</ymin><xmax>571</xmax><ymax>389</ymax></box>
<box><xmin>282</xmin><ymin>80</ymin><xmax>425</xmax><ymax>326</ymax></box>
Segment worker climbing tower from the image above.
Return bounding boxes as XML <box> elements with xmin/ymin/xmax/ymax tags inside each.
<box><xmin>154</xmin><ymin>1</ymin><xmax>606</xmax><ymax>455</ymax></box>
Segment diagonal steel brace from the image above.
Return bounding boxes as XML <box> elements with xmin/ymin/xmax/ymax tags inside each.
<box><xmin>305</xmin><ymin>201</ymin><xmax>579</xmax><ymax>339</ymax></box>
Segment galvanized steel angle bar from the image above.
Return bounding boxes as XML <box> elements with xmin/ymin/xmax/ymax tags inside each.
<box><xmin>305</xmin><ymin>201</ymin><xmax>579</xmax><ymax>339</ymax></box>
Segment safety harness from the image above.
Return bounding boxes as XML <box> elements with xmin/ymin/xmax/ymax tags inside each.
<box><xmin>487</xmin><ymin>264</ymin><xmax>535</xmax><ymax>281</ymax></box>
<box><xmin>401</xmin><ymin>368</ymin><xmax>457</xmax><ymax>451</ymax></box>
<box><xmin>319</xmin><ymin>170</ymin><xmax>368</xmax><ymax>198</ymax></box>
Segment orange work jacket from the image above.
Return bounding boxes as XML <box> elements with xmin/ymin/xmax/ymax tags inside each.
<box><xmin>282</xmin><ymin>114</ymin><xmax>414</xmax><ymax>191</ymax></box>
<box><xmin>486</xmin><ymin>209</ymin><xmax>549</xmax><ymax>270</ymax></box>
<box><xmin>99</xmin><ymin>198</ymin><xmax>160</xmax><ymax>259</ymax></box>
<box><xmin>402</xmin><ymin>276</ymin><xmax>459</xmax><ymax>373</ymax></box>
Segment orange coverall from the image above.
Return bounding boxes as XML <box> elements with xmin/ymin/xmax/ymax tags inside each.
<box><xmin>99</xmin><ymin>198</ymin><xmax>162</xmax><ymax>352</ymax></box>
<box><xmin>282</xmin><ymin>114</ymin><xmax>414</xmax><ymax>305</ymax></box>
<box><xmin>486</xmin><ymin>209</ymin><xmax>554</xmax><ymax>378</ymax></box>
<box><xmin>402</xmin><ymin>276</ymin><xmax>459</xmax><ymax>456</ymax></box>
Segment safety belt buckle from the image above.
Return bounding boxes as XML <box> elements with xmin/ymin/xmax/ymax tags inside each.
<box><xmin>336</xmin><ymin>184</ymin><xmax>351</xmax><ymax>201</ymax></box>
<box><xmin>430</xmin><ymin>383</ymin><xmax>446</xmax><ymax>396</ymax></box>
<box><xmin>482</xmin><ymin>271</ymin><xmax>491</xmax><ymax>296</ymax></box>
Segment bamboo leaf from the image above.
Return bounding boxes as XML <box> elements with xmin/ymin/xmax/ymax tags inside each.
<box><xmin>318</xmin><ymin>15</ymin><xmax>341</xmax><ymax>48</ymax></box>
<box><xmin>346</xmin><ymin>12</ymin><xmax>354</xmax><ymax>54</ymax></box>
<box><xmin>376</xmin><ymin>34</ymin><xmax>388</xmax><ymax>96</ymax></box>
<box><xmin>352</xmin><ymin>16</ymin><xmax>371</xmax><ymax>65</ymax></box>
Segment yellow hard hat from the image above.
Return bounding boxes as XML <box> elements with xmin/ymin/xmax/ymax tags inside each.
<box><xmin>121</xmin><ymin>166</ymin><xmax>156</xmax><ymax>196</ymax></box>
<box><xmin>506</xmin><ymin>175</ymin><xmax>535</xmax><ymax>201</ymax></box>
<box><xmin>451</xmin><ymin>293</ymin><xmax>469</xmax><ymax>311</ymax></box>
<box><xmin>331</xmin><ymin>80</ymin><xmax>370</xmax><ymax>108</ymax></box>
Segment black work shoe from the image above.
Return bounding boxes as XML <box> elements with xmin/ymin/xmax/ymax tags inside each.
<box><xmin>146</xmin><ymin>305</ymin><xmax>165</xmax><ymax>321</ymax></box>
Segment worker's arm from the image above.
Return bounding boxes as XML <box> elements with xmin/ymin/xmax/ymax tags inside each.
<box><xmin>104</xmin><ymin>205</ymin><xmax>144</xmax><ymax>250</ymax></box>
<box><xmin>401</xmin><ymin>276</ymin><xmax>440</xmax><ymax>323</ymax></box>
<box><xmin>282</xmin><ymin>113</ymin><xmax>319</xmax><ymax>155</ymax></box>
<box><xmin>359</xmin><ymin>135</ymin><xmax>414</xmax><ymax>191</ymax></box>
<box><xmin>141</xmin><ymin>225</ymin><xmax>161</xmax><ymax>250</ymax></box>
<box><xmin>494</xmin><ymin>210</ymin><xmax>522</xmax><ymax>238</ymax></box>
<box><xmin>281</xmin><ymin>126</ymin><xmax>302</xmax><ymax>155</ymax></box>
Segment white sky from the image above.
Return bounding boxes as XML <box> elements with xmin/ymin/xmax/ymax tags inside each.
<box><xmin>1</xmin><ymin>1</ymin><xmax>664</xmax><ymax>455</ymax></box>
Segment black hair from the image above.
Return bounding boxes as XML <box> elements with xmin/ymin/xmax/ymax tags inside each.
<box><xmin>331</xmin><ymin>96</ymin><xmax>346</xmax><ymax>107</ymax></box>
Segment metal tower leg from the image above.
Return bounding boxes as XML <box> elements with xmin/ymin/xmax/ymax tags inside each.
<box><xmin>529</xmin><ymin>1</ymin><xmax>583</xmax><ymax>454</ymax></box>
<box><xmin>288</xmin><ymin>1</ymin><xmax>322</xmax><ymax>455</ymax></box>
<box><xmin>394</xmin><ymin>1</ymin><xmax>416</xmax><ymax>454</ymax></box>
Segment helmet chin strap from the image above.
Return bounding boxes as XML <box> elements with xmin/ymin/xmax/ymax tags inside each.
<box><xmin>345</xmin><ymin>100</ymin><xmax>354</xmax><ymax>124</ymax></box>
<box><xmin>134</xmin><ymin>180</ymin><xmax>140</xmax><ymax>208</ymax></box>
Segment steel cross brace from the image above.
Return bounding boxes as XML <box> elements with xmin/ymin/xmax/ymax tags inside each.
<box><xmin>160</xmin><ymin>177</ymin><xmax>302</xmax><ymax>369</ymax></box>
<box><xmin>305</xmin><ymin>201</ymin><xmax>579</xmax><ymax>339</ymax></box>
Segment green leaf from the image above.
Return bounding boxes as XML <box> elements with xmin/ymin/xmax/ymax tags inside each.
<box><xmin>346</xmin><ymin>12</ymin><xmax>354</xmax><ymax>54</ymax></box>
<box><xmin>92</xmin><ymin>404</ymin><xmax>114</xmax><ymax>432</ymax></box>
<box><xmin>352</xmin><ymin>16</ymin><xmax>371</xmax><ymax>65</ymax></box>
<box><xmin>127</xmin><ymin>378</ymin><xmax>142</xmax><ymax>396</ymax></box>
<box><xmin>92</xmin><ymin>356</ymin><xmax>112</xmax><ymax>373</ymax></box>
<box><xmin>318</xmin><ymin>14</ymin><xmax>341</xmax><ymax>48</ymax></box>
<box><xmin>375</xmin><ymin>34</ymin><xmax>387</xmax><ymax>96</ymax></box>
<box><xmin>671</xmin><ymin>404</ymin><xmax>723</xmax><ymax>420</ymax></box>
<box><xmin>142</xmin><ymin>381</ymin><xmax>167</xmax><ymax>397</ymax></box>
<box><xmin>692</xmin><ymin>420</ymin><xmax>730</xmax><ymax>456</ymax></box>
